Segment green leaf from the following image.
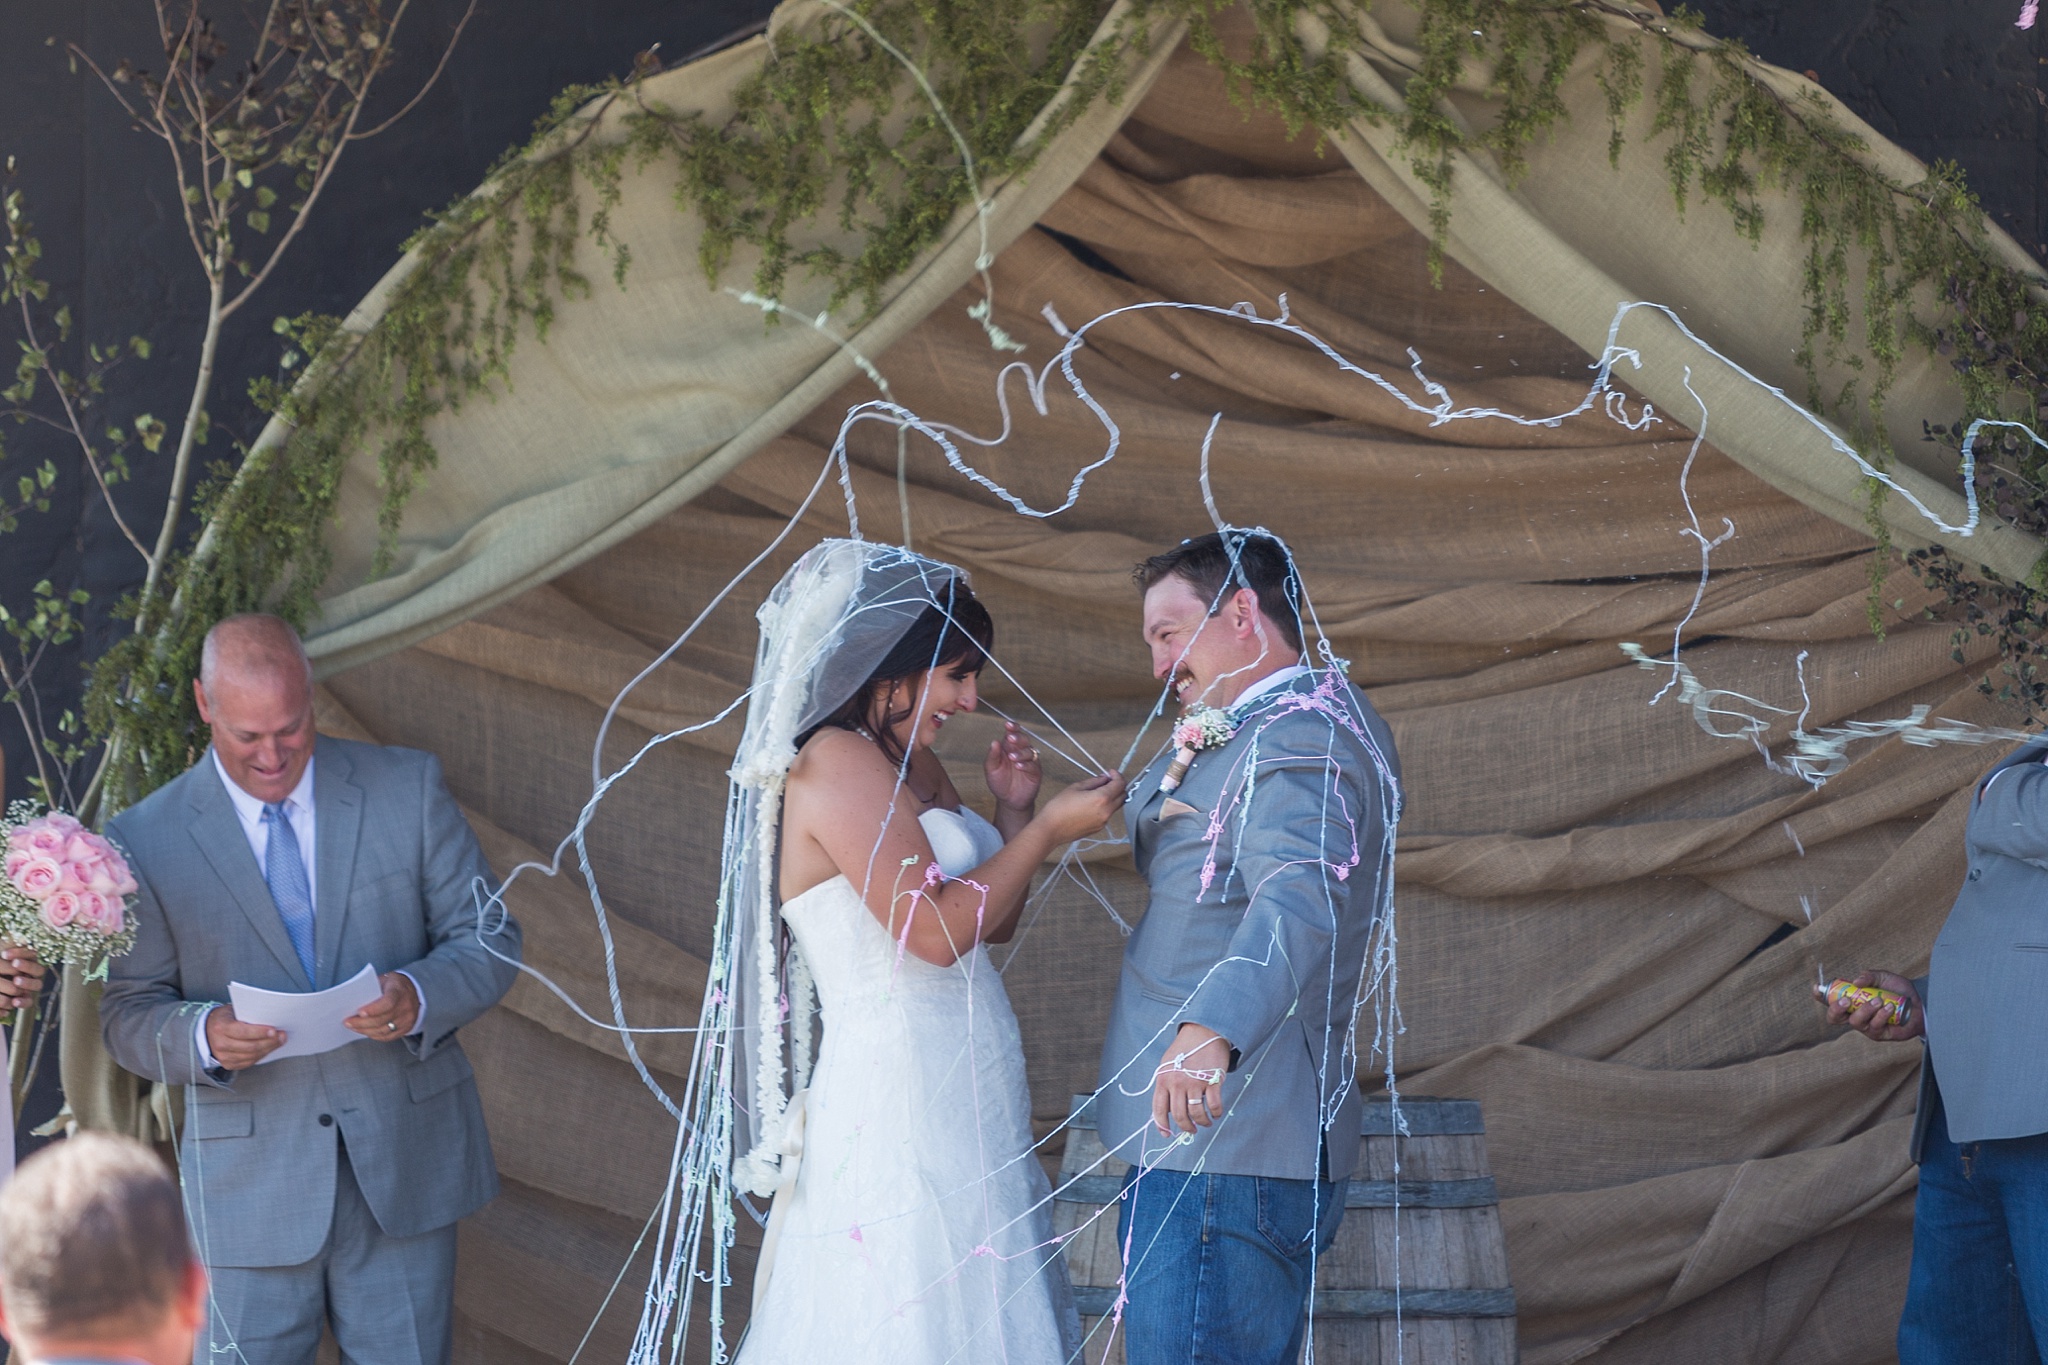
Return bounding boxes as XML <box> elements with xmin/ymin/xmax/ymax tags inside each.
<box><xmin>129</xmin><ymin>335</ymin><xmax>151</xmax><ymax>359</ymax></box>
<box><xmin>236</xmin><ymin>168</ymin><xmax>254</xmax><ymax>189</ymax></box>
<box><xmin>246</xmin><ymin>209</ymin><xmax>271</xmax><ymax>234</ymax></box>
<box><xmin>255</xmin><ymin>186</ymin><xmax>278</xmax><ymax>209</ymax></box>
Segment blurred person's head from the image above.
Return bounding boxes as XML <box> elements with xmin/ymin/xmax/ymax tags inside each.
<box><xmin>194</xmin><ymin>612</ymin><xmax>316</xmax><ymax>804</ymax></box>
<box><xmin>0</xmin><ymin>1134</ymin><xmax>205</xmax><ymax>1365</ymax></box>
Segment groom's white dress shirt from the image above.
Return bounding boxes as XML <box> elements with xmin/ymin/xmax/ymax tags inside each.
<box><xmin>1226</xmin><ymin>663</ymin><xmax>1311</xmax><ymax>714</ymax></box>
<box><xmin>195</xmin><ymin>750</ymin><xmax>426</xmax><ymax>1070</ymax></box>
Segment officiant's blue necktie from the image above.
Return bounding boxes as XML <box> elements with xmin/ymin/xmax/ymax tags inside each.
<box><xmin>262</xmin><ymin>802</ymin><xmax>317</xmax><ymax>980</ymax></box>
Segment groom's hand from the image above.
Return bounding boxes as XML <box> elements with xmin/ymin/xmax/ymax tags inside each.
<box><xmin>1153</xmin><ymin>1022</ymin><xmax>1230</xmax><ymax>1137</ymax></box>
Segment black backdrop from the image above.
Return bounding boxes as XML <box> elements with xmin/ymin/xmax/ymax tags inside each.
<box><xmin>0</xmin><ymin>0</ymin><xmax>2038</xmax><ymax>1146</ymax></box>
<box><xmin>0</xmin><ymin>0</ymin><xmax>777</xmax><ymax>1151</ymax></box>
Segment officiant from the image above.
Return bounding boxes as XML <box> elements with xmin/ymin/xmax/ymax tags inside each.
<box><xmin>98</xmin><ymin>613</ymin><xmax>521</xmax><ymax>1365</ymax></box>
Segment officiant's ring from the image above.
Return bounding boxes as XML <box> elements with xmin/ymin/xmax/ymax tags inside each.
<box><xmin>385</xmin><ymin>1021</ymin><xmax>396</xmax><ymax>1032</ymax></box>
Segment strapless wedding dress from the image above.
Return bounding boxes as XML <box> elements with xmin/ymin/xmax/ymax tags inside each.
<box><xmin>737</xmin><ymin>806</ymin><xmax>1079</xmax><ymax>1364</ymax></box>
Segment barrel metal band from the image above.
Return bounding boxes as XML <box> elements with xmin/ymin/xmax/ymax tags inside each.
<box><xmin>1070</xmin><ymin>1286</ymin><xmax>1517</xmax><ymax>1319</ymax></box>
<box><xmin>1064</xmin><ymin>1094</ymin><xmax>1486</xmax><ymax>1137</ymax></box>
<box><xmin>1053</xmin><ymin>1174</ymin><xmax>1499</xmax><ymax>1209</ymax></box>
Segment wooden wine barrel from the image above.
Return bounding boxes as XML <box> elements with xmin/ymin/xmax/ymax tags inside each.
<box><xmin>1054</xmin><ymin>1093</ymin><xmax>1518</xmax><ymax>1363</ymax></box>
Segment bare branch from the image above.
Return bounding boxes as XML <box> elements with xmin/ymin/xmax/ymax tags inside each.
<box><xmin>65</xmin><ymin>45</ymin><xmax>214</xmax><ymax>271</ymax></box>
<box><xmin>226</xmin><ymin>0</ymin><xmax>439</xmax><ymax>317</ymax></box>
<box><xmin>12</xmin><ymin>293</ymin><xmax>154</xmax><ymax>563</ymax></box>
<box><xmin>140</xmin><ymin>272</ymin><xmax>224</xmax><ymax>607</ymax></box>
<box><xmin>351</xmin><ymin>0</ymin><xmax>478</xmax><ymax>141</ymax></box>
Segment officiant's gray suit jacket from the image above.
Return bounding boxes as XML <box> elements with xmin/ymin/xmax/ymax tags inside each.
<box><xmin>1096</xmin><ymin>671</ymin><xmax>1399</xmax><ymax>1182</ymax></box>
<box><xmin>1910</xmin><ymin>737</ymin><xmax>2048</xmax><ymax>1160</ymax></box>
<box><xmin>101</xmin><ymin>735</ymin><xmax>521</xmax><ymax>1267</ymax></box>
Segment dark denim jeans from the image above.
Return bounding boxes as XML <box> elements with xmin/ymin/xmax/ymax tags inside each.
<box><xmin>1901</xmin><ymin>1090</ymin><xmax>2048</xmax><ymax>1364</ymax></box>
<box><xmin>1116</xmin><ymin>1166</ymin><xmax>1345</xmax><ymax>1365</ymax></box>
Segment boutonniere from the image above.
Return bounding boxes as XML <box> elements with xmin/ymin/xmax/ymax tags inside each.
<box><xmin>1160</xmin><ymin>706</ymin><xmax>1237</xmax><ymax>794</ymax></box>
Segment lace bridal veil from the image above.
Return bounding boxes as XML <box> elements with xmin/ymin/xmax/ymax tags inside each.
<box><xmin>714</xmin><ymin>539</ymin><xmax>973</xmax><ymax>1199</ymax></box>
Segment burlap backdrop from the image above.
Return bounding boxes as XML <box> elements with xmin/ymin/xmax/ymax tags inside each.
<box><xmin>68</xmin><ymin>7</ymin><xmax>2045</xmax><ymax>1363</ymax></box>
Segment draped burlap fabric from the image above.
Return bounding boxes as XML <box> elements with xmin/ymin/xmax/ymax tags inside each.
<box><xmin>64</xmin><ymin>6</ymin><xmax>2047</xmax><ymax>1363</ymax></box>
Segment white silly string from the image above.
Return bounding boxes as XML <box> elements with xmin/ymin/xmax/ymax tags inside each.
<box><xmin>448</xmin><ymin>282</ymin><xmax>2005</xmax><ymax>1361</ymax></box>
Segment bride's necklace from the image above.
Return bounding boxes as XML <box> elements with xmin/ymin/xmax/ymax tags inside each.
<box><xmin>853</xmin><ymin>724</ymin><xmax>938</xmax><ymax>806</ymax></box>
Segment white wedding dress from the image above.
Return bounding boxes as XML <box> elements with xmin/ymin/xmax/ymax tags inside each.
<box><xmin>737</xmin><ymin>805</ymin><xmax>1080</xmax><ymax>1364</ymax></box>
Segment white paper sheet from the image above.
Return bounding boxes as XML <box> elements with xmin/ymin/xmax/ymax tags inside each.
<box><xmin>229</xmin><ymin>963</ymin><xmax>383</xmax><ymax>1063</ymax></box>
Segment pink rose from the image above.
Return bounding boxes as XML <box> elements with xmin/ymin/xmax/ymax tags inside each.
<box><xmin>40</xmin><ymin>889</ymin><xmax>79</xmax><ymax>928</ymax></box>
<box><xmin>63</xmin><ymin>834</ymin><xmax>97</xmax><ymax>865</ymax></box>
<box><xmin>3</xmin><ymin>848</ymin><xmax>29</xmax><ymax>882</ymax></box>
<box><xmin>55</xmin><ymin>865</ymin><xmax>86</xmax><ymax>897</ymax></box>
<box><xmin>85</xmin><ymin>861</ymin><xmax>119</xmax><ymax>896</ymax></box>
<box><xmin>114</xmin><ymin>866</ymin><xmax>138</xmax><ymax>897</ymax></box>
<box><xmin>6</xmin><ymin>829</ymin><xmax>30</xmax><ymax>852</ymax></box>
<box><xmin>43</xmin><ymin>812</ymin><xmax>82</xmax><ymax>834</ymax></box>
<box><xmin>76</xmin><ymin>890</ymin><xmax>116</xmax><ymax>933</ymax></box>
<box><xmin>12</xmin><ymin>855</ymin><xmax>63</xmax><ymax>900</ymax></box>
<box><xmin>23</xmin><ymin>826</ymin><xmax>64</xmax><ymax>855</ymax></box>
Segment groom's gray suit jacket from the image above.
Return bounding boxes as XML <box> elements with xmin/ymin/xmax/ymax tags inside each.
<box><xmin>1096</xmin><ymin>670</ymin><xmax>1399</xmax><ymax>1182</ymax></box>
<box><xmin>101</xmin><ymin>735</ymin><xmax>520</xmax><ymax>1267</ymax></box>
<box><xmin>1910</xmin><ymin>738</ymin><xmax>2048</xmax><ymax>1159</ymax></box>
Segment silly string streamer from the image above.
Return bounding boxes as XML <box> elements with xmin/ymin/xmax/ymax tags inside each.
<box><xmin>426</xmin><ymin>280</ymin><xmax>1997</xmax><ymax>1364</ymax></box>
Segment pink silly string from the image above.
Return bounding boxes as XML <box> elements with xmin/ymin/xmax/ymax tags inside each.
<box><xmin>2022</xmin><ymin>0</ymin><xmax>2039</xmax><ymax>29</ymax></box>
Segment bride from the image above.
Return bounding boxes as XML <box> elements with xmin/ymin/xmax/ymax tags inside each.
<box><xmin>731</xmin><ymin>540</ymin><xmax>1124</xmax><ymax>1363</ymax></box>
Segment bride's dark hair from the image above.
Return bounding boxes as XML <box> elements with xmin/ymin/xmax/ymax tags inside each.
<box><xmin>800</xmin><ymin>578</ymin><xmax>995</xmax><ymax>767</ymax></box>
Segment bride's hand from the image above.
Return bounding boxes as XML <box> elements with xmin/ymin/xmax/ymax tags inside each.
<box><xmin>0</xmin><ymin>940</ymin><xmax>46</xmax><ymax>1012</ymax></box>
<box><xmin>985</xmin><ymin>721</ymin><xmax>1042</xmax><ymax>812</ymax></box>
<box><xmin>1036</xmin><ymin>771</ymin><xmax>1127</xmax><ymax>844</ymax></box>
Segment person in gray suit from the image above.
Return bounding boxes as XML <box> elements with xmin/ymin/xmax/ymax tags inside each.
<box><xmin>99</xmin><ymin>613</ymin><xmax>521</xmax><ymax>1365</ymax></box>
<box><xmin>1826</xmin><ymin>738</ymin><xmax>2048</xmax><ymax>1363</ymax></box>
<box><xmin>1097</xmin><ymin>532</ymin><xmax>1400</xmax><ymax>1365</ymax></box>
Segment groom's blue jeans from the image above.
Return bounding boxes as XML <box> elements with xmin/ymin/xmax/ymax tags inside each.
<box><xmin>1116</xmin><ymin>1165</ymin><xmax>1344</xmax><ymax>1364</ymax></box>
<box><xmin>1900</xmin><ymin>1089</ymin><xmax>2048</xmax><ymax>1364</ymax></box>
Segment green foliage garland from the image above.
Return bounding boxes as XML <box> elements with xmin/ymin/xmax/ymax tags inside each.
<box><xmin>86</xmin><ymin>0</ymin><xmax>2048</xmax><ymax>809</ymax></box>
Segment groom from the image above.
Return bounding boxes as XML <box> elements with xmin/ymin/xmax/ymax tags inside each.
<box><xmin>1098</xmin><ymin>531</ymin><xmax>1400</xmax><ymax>1364</ymax></box>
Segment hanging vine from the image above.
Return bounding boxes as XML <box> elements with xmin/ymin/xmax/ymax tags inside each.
<box><xmin>83</xmin><ymin>0</ymin><xmax>2048</xmax><ymax>809</ymax></box>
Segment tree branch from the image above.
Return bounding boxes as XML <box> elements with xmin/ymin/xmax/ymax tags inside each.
<box><xmin>225</xmin><ymin>0</ymin><xmax>439</xmax><ymax>318</ymax></box>
<box><xmin>12</xmin><ymin>293</ymin><xmax>153</xmax><ymax>563</ymax></box>
<box><xmin>350</xmin><ymin>0</ymin><xmax>478</xmax><ymax>141</ymax></box>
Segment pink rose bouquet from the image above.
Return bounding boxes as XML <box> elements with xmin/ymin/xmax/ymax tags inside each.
<box><xmin>1</xmin><ymin>801</ymin><xmax>139</xmax><ymax>979</ymax></box>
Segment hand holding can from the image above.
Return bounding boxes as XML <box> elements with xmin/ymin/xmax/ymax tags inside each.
<box><xmin>1814</xmin><ymin>970</ymin><xmax>1924</xmax><ymax>1042</ymax></box>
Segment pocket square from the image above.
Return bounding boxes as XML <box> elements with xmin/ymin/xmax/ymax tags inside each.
<box><xmin>1159</xmin><ymin>798</ymin><xmax>1201</xmax><ymax>821</ymax></box>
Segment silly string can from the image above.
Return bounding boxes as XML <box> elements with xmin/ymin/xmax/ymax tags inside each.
<box><xmin>1824</xmin><ymin>978</ymin><xmax>1913</xmax><ymax>1029</ymax></box>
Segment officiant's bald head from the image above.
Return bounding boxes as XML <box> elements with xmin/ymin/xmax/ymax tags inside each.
<box><xmin>199</xmin><ymin>613</ymin><xmax>311</xmax><ymax>699</ymax></box>
<box><xmin>195</xmin><ymin>613</ymin><xmax>316</xmax><ymax>804</ymax></box>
